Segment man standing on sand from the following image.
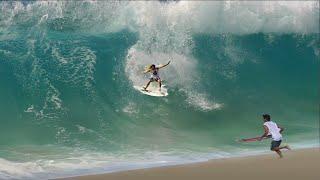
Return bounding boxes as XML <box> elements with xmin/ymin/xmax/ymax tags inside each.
<box><xmin>259</xmin><ymin>114</ymin><xmax>291</xmax><ymax>158</ymax></box>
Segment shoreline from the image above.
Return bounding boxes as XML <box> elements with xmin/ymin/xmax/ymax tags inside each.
<box><xmin>55</xmin><ymin>147</ymin><xmax>320</xmax><ymax>180</ymax></box>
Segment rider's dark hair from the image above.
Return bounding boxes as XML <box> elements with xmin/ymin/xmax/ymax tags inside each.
<box><xmin>262</xmin><ymin>114</ymin><xmax>271</xmax><ymax>121</ymax></box>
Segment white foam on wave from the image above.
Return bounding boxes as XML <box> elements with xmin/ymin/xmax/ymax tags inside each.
<box><xmin>1</xmin><ymin>1</ymin><xmax>318</xmax><ymax>34</ymax></box>
<box><xmin>184</xmin><ymin>91</ymin><xmax>223</xmax><ymax>111</ymax></box>
<box><xmin>17</xmin><ymin>39</ymin><xmax>65</xmax><ymax>121</ymax></box>
<box><xmin>0</xmin><ymin>158</ymin><xmax>43</xmax><ymax>179</ymax></box>
<box><xmin>51</xmin><ymin>45</ymin><xmax>97</xmax><ymax>94</ymax></box>
<box><xmin>136</xmin><ymin>1</ymin><xmax>319</xmax><ymax>34</ymax></box>
<box><xmin>0</xmin><ymin>141</ymin><xmax>317</xmax><ymax>180</ymax></box>
<box><xmin>122</xmin><ymin>102</ymin><xmax>139</xmax><ymax>115</ymax></box>
<box><xmin>0</xmin><ymin>148</ymin><xmax>250</xmax><ymax>179</ymax></box>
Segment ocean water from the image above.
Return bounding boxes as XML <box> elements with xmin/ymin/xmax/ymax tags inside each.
<box><xmin>0</xmin><ymin>1</ymin><xmax>319</xmax><ymax>179</ymax></box>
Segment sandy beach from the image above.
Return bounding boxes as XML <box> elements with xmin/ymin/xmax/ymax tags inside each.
<box><xmin>57</xmin><ymin>148</ymin><xmax>319</xmax><ymax>180</ymax></box>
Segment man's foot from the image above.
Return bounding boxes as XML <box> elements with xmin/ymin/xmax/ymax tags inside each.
<box><xmin>142</xmin><ymin>87</ymin><xmax>148</xmax><ymax>91</ymax></box>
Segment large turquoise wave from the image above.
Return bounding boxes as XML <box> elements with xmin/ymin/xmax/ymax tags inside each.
<box><xmin>0</xmin><ymin>1</ymin><xmax>319</xmax><ymax>179</ymax></box>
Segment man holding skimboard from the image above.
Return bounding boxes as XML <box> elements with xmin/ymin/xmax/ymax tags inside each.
<box><xmin>240</xmin><ymin>114</ymin><xmax>290</xmax><ymax>158</ymax></box>
<box><xmin>258</xmin><ymin>114</ymin><xmax>291</xmax><ymax>158</ymax></box>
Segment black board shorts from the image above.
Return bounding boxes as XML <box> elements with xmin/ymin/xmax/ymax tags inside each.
<box><xmin>150</xmin><ymin>76</ymin><xmax>160</xmax><ymax>82</ymax></box>
<box><xmin>271</xmin><ymin>140</ymin><xmax>282</xmax><ymax>150</ymax></box>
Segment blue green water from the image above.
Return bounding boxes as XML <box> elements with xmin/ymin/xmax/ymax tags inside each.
<box><xmin>0</xmin><ymin>1</ymin><xmax>319</xmax><ymax>179</ymax></box>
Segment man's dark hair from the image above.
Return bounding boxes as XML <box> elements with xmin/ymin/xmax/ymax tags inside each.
<box><xmin>263</xmin><ymin>114</ymin><xmax>271</xmax><ymax>121</ymax></box>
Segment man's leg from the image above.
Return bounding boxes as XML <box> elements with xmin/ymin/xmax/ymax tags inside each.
<box><xmin>157</xmin><ymin>79</ymin><xmax>162</xmax><ymax>91</ymax></box>
<box><xmin>272</xmin><ymin>148</ymin><xmax>283</xmax><ymax>158</ymax></box>
<box><xmin>144</xmin><ymin>80</ymin><xmax>152</xmax><ymax>90</ymax></box>
<box><xmin>279</xmin><ymin>145</ymin><xmax>291</xmax><ymax>150</ymax></box>
<box><xmin>271</xmin><ymin>140</ymin><xmax>284</xmax><ymax>158</ymax></box>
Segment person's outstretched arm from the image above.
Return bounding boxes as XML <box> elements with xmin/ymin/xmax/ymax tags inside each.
<box><xmin>143</xmin><ymin>69</ymin><xmax>151</xmax><ymax>74</ymax></box>
<box><xmin>158</xmin><ymin>61</ymin><xmax>171</xmax><ymax>69</ymax></box>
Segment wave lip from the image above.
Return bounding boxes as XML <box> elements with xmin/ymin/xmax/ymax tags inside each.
<box><xmin>0</xmin><ymin>1</ymin><xmax>318</xmax><ymax>35</ymax></box>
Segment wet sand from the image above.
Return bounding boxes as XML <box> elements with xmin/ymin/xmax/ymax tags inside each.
<box><xmin>57</xmin><ymin>148</ymin><xmax>319</xmax><ymax>180</ymax></box>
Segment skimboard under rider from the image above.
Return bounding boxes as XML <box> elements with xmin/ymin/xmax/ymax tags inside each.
<box><xmin>143</xmin><ymin>61</ymin><xmax>171</xmax><ymax>92</ymax></box>
<box><xmin>258</xmin><ymin>114</ymin><xmax>291</xmax><ymax>158</ymax></box>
